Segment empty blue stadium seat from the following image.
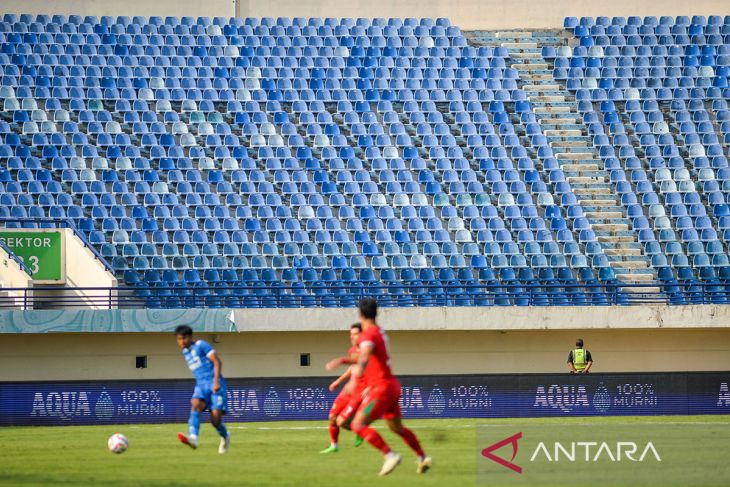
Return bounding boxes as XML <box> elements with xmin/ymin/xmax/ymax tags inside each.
<box><xmin>0</xmin><ymin>14</ymin><xmax>725</xmax><ymax>307</ymax></box>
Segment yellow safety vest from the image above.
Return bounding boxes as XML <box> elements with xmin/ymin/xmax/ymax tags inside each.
<box><xmin>573</xmin><ymin>348</ymin><xmax>587</xmax><ymax>371</ymax></box>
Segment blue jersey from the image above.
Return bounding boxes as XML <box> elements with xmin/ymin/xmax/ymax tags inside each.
<box><xmin>182</xmin><ymin>339</ymin><xmax>222</xmax><ymax>385</ymax></box>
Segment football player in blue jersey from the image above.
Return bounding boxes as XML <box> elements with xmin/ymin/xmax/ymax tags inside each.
<box><xmin>175</xmin><ymin>325</ymin><xmax>230</xmax><ymax>453</ymax></box>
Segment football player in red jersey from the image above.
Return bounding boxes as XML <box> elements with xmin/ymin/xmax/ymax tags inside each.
<box><xmin>347</xmin><ymin>298</ymin><xmax>432</xmax><ymax>476</ymax></box>
<box><xmin>320</xmin><ymin>323</ymin><xmax>364</xmax><ymax>453</ymax></box>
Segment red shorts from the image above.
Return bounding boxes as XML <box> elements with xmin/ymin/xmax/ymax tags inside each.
<box><xmin>337</xmin><ymin>392</ymin><xmax>365</xmax><ymax>425</ymax></box>
<box><xmin>357</xmin><ymin>378</ymin><xmax>401</xmax><ymax>421</ymax></box>
<box><xmin>329</xmin><ymin>391</ymin><xmax>352</xmax><ymax>418</ymax></box>
<box><xmin>336</xmin><ymin>380</ymin><xmax>367</xmax><ymax>425</ymax></box>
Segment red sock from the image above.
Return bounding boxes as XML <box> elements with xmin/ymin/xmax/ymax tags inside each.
<box><xmin>356</xmin><ymin>425</ymin><xmax>391</xmax><ymax>454</ymax></box>
<box><xmin>328</xmin><ymin>424</ymin><xmax>340</xmax><ymax>444</ymax></box>
<box><xmin>398</xmin><ymin>427</ymin><xmax>425</xmax><ymax>457</ymax></box>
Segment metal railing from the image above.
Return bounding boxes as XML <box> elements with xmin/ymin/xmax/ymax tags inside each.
<box><xmin>0</xmin><ymin>238</ymin><xmax>34</xmax><ymax>275</ymax></box>
<box><xmin>0</xmin><ymin>281</ymin><xmax>727</xmax><ymax>309</ymax></box>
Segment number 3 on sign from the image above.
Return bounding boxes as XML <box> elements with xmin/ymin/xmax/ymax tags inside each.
<box><xmin>19</xmin><ymin>255</ymin><xmax>40</xmax><ymax>274</ymax></box>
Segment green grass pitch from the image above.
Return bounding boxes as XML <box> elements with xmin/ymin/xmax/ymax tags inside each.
<box><xmin>1</xmin><ymin>416</ymin><xmax>728</xmax><ymax>486</ymax></box>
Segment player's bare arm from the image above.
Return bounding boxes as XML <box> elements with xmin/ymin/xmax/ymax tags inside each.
<box><xmin>332</xmin><ymin>349</ymin><xmax>359</xmax><ymax>390</ymax></box>
<box><xmin>329</xmin><ymin>368</ymin><xmax>352</xmax><ymax>392</ymax></box>
<box><xmin>326</xmin><ymin>352</ymin><xmax>358</xmax><ymax>371</ymax></box>
<box><xmin>209</xmin><ymin>351</ymin><xmax>222</xmax><ymax>392</ymax></box>
<box><xmin>353</xmin><ymin>341</ymin><xmax>373</xmax><ymax>377</ymax></box>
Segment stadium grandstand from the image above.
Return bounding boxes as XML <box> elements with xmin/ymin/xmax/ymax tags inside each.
<box><xmin>0</xmin><ymin>1</ymin><xmax>729</xmax><ymax>484</ymax></box>
<box><xmin>1</xmin><ymin>10</ymin><xmax>730</xmax><ymax>308</ymax></box>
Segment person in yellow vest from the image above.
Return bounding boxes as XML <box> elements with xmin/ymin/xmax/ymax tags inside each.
<box><xmin>568</xmin><ymin>338</ymin><xmax>593</xmax><ymax>374</ymax></box>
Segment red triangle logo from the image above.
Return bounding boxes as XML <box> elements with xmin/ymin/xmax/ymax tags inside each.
<box><xmin>481</xmin><ymin>432</ymin><xmax>523</xmax><ymax>474</ymax></box>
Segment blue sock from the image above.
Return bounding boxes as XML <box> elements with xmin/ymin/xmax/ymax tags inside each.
<box><xmin>215</xmin><ymin>421</ymin><xmax>229</xmax><ymax>439</ymax></box>
<box><xmin>188</xmin><ymin>410</ymin><xmax>200</xmax><ymax>438</ymax></box>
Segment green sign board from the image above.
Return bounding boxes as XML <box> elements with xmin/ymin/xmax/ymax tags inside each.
<box><xmin>0</xmin><ymin>230</ymin><xmax>64</xmax><ymax>281</ymax></box>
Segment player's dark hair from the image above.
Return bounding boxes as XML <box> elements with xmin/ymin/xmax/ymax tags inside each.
<box><xmin>576</xmin><ymin>338</ymin><xmax>584</xmax><ymax>347</ymax></box>
<box><xmin>351</xmin><ymin>322</ymin><xmax>362</xmax><ymax>332</ymax></box>
<box><xmin>175</xmin><ymin>325</ymin><xmax>193</xmax><ymax>337</ymax></box>
<box><xmin>358</xmin><ymin>298</ymin><xmax>378</xmax><ymax>319</ymax></box>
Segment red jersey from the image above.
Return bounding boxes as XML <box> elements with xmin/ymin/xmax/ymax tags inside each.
<box><xmin>357</xmin><ymin>324</ymin><xmax>394</xmax><ymax>386</ymax></box>
<box><xmin>347</xmin><ymin>344</ymin><xmax>368</xmax><ymax>393</ymax></box>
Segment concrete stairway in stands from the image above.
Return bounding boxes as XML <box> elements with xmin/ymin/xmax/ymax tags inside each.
<box><xmin>469</xmin><ymin>30</ymin><xmax>655</xmax><ymax>284</ymax></box>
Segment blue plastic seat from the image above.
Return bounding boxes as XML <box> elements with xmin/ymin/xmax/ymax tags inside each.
<box><xmin>0</xmin><ymin>15</ymin><xmax>721</xmax><ymax>307</ymax></box>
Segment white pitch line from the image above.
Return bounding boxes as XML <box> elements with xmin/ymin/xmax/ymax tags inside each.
<box><xmin>229</xmin><ymin>423</ymin><xmax>481</xmax><ymax>430</ymax></box>
<box><xmin>230</xmin><ymin>421</ymin><xmax>730</xmax><ymax>431</ymax></box>
<box><xmin>127</xmin><ymin>421</ymin><xmax>730</xmax><ymax>432</ymax></box>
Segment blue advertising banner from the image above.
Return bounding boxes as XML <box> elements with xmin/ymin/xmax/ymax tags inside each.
<box><xmin>1</xmin><ymin>373</ymin><xmax>729</xmax><ymax>426</ymax></box>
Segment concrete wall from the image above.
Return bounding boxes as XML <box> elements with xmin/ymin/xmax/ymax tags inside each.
<box><xmin>237</xmin><ymin>0</ymin><xmax>728</xmax><ymax>30</ymax></box>
<box><xmin>29</xmin><ymin>229</ymin><xmax>117</xmax><ymax>309</ymax></box>
<box><xmin>234</xmin><ymin>304</ymin><xmax>730</xmax><ymax>332</ymax></box>
<box><xmin>61</xmin><ymin>228</ymin><xmax>117</xmax><ymax>308</ymax></box>
<box><xmin>0</xmin><ymin>245</ymin><xmax>33</xmax><ymax>309</ymax></box>
<box><xmin>1</xmin><ymin>0</ymin><xmax>725</xmax><ymax>30</ymax></box>
<box><xmin>2</xmin><ymin>328</ymin><xmax>729</xmax><ymax>381</ymax></box>
<box><xmin>0</xmin><ymin>0</ymin><xmax>234</xmax><ymax>19</ymax></box>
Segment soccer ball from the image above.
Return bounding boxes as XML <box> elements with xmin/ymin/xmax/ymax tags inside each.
<box><xmin>108</xmin><ymin>433</ymin><xmax>128</xmax><ymax>454</ymax></box>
